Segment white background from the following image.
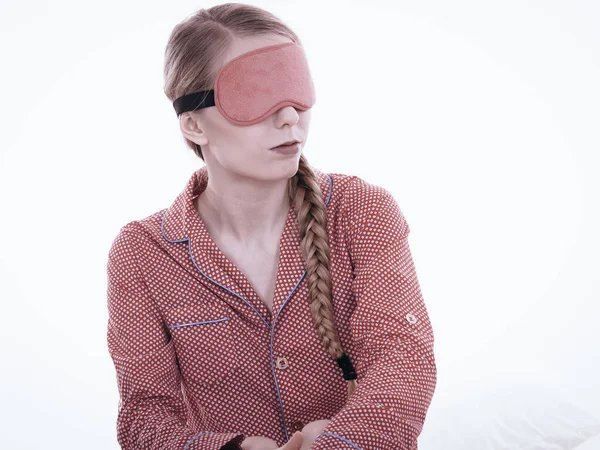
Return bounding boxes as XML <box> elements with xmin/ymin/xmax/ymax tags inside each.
<box><xmin>0</xmin><ymin>0</ymin><xmax>598</xmax><ymax>448</ymax></box>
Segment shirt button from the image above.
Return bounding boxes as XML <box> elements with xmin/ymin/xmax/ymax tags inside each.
<box><xmin>289</xmin><ymin>420</ymin><xmax>304</xmax><ymax>433</ymax></box>
<box><xmin>275</xmin><ymin>356</ymin><xmax>289</xmax><ymax>369</ymax></box>
<box><xmin>405</xmin><ymin>313</ymin><xmax>417</xmax><ymax>324</ymax></box>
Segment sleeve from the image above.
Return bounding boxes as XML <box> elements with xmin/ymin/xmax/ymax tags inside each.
<box><xmin>311</xmin><ymin>177</ymin><xmax>437</xmax><ymax>450</ymax></box>
<box><xmin>106</xmin><ymin>226</ymin><xmax>247</xmax><ymax>449</ymax></box>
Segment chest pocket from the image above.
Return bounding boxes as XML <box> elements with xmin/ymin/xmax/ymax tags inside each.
<box><xmin>164</xmin><ymin>302</ymin><xmax>241</xmax><ymax>388</ymax></box>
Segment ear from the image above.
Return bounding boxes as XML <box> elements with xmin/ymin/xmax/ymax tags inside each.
<box><xmin>180</xmin><ymin>112</ymin><xmax>209</xmax><ymax>146</ymax></box>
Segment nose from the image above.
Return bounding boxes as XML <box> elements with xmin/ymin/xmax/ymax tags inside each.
<box><xmin>274</xmin><ymin>105</ymin><xmax>301</xmax><ymax>126</ymax></box>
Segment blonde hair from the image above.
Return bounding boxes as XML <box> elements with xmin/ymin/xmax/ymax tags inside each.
<box><xmin>163</xmin><ymin>2</ymin><xmax>357</xmax><ymax>399</ymax></box>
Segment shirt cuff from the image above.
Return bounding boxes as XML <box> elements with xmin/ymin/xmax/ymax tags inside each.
<box><xmin>312</xmin><ymin>432</ymin><xmax>362</xmax><ymax>449</ymax></box>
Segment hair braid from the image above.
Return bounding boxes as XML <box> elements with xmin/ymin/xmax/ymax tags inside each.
<box><xmin>163</xmin><ymin>1</ymin><xmax>358</xmax><ymax>399</ymax></box>
<box><xmin>288</xmin><ymin>154</ymin><xmax>358</xmax><ymax>399</ymax></box>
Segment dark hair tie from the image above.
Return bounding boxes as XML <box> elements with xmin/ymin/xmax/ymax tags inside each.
<box><xmin>336</xmin><ymin>352</ymin><xmax>357</xmax><ymax>381</ymax></box>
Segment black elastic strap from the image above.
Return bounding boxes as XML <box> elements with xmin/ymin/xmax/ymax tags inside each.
<box><xmin>336</xmin><ymin>352</ymin><xmax>357</xmax><ymax>381</ymax></box>
<box><xmin>173</xmin><ymin>90</ymin><xmax>215</xmax><ymax>116</ymax></box>
<box><xmin>218</xmin><ymin>434</ymin><xmax>245</xmax><ymax>450</ymax></box>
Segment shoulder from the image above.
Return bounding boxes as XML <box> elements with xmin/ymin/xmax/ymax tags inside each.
<box><xmin>341</xmin><ymin>174</ymin><xmax>398</xmax><ymax>211</ymax></box>
<box><xmin>324</xmin><ymin>171</ymin><xmax>399</xmax><ymax>210</ymax></box>
<box><xmin>333</xmin><ymin>173</ymin><xmax>410</xmax><ymax>246</ymax></box>
<box><xmin>107</xmin><ymin>209</ymin><xmax>165</xmax><ymax>260</ymax></box>
<box><xmin>321</xmin><ymin>170</ymin><xmax>394</xmax><ymax>205</ymax></box>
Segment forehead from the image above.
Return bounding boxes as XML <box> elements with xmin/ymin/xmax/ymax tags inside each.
<box><xmin>222</xmin><ymin>34</ymin><xmax>294</xmax><ymax>66</ymax></box>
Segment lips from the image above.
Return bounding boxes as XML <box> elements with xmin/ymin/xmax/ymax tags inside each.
<box><xmin>272</xmin><ymin>140</ymin><xmax>300</xmax><ymax>149</ymax></box>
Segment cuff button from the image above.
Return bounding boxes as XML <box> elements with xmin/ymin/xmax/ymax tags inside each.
<box><xmin>405</xmin><ymin>313</ymin><xmax>417</xmax><ymax>324</ymax></box>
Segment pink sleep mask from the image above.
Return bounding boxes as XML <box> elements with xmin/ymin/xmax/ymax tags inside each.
<box><xmin>172</xmin><ymin>42</ymin><xmax>316</xmax><ymax>126</ymax></box>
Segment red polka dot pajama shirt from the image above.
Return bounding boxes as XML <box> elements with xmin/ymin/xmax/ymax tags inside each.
<box><xmin>106</xmin><ymin>166</ymin><xmax>437</xmax><ymax>449</ymax></box>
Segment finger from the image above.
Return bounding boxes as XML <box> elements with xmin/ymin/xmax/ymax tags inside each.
<box><xmin>281</xmin><ymin>431</ymin><xmax>304</xmax><ymax>449</ymax></box>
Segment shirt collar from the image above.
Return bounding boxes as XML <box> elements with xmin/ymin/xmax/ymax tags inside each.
<box><xmin>160</xmin><ymin>165</ymin><xmax>334</xmax><ymax>323</ymax></box>
<box><xmin>161</xmin><ymin>165</ymin><xmax>333</xmax><ymax>243</ymax></box>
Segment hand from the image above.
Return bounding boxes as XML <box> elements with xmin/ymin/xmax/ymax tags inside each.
<box><xmin>240</xmin><ymin>420</ymin><xmax>329</xmax><ymax>450</ymax></box>
<box><xmin>240</xmin><ymin>432</ymin><xmax>304</xmax><ymax>450</ymax></box>
<box><xmin>277</xmin><ymin>431</ymin><xmax>304</xmax><ymax>450</ymax></box>
<box><xmin>240</xmin><ymin>436</ymin><xmax>279</xmax><ymax>450</ymax></box>
<box><xmin>299</xmin><ymin>419</ymin><xmax>331</xmax><ymax>450</ymax></box>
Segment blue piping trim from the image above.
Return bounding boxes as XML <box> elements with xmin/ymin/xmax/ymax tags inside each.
<box><xmin>269</xmin><ymin>173</ymin><xmax>333</xmax><ymax>442</ymax></box>
<box><xmin>184</xmin><ymin>431</ymin><xmax>242</xmax><ymax>450</ymax></box>
<box><xmin>162</xmin><ymin>173</ymin><xmax>334</xmax><ymax>443</ymax></box>
<box><xmin>314</xmin><ymin>432</ymin><xmax>363</xmax><ymax>449</ymax></box>
<box><xmin>184</xmin><ymin>432</ymin><xmax>205</xmax><ymax>450</ymax></box>
<box><xmin>168</xmin><ymin>317</ymin><xmax>230</xmax><ymax>330</ymax></box>
<box><xmin>325</xmin><ymin>173</ymin><xmax>333</xmax><ymax>205</ymax></box>
<box><xmin>271</xmin><ymin>268</ymin><xmax>307</xmax><ymax>441</ymax></box>
<box><xmin>161</xmin><ymin>213</ymin><xmax>271</xmax><ymax>329</ymax></box>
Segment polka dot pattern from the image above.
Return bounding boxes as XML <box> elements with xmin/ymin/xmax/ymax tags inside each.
<box><xmin>106</xmin><ymin>165</ymin><xmax>437</xmax><ymax>449</ymax></box>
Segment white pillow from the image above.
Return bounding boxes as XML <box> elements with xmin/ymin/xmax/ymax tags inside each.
<box><xmin>572</xmin><ymin>432</ymin><xmax>600</xmax><ymax>450</ymax></box>
<box><xmin>418</xmin><ymin>374</ymin><xmax>600</xmax><ymax>450</ymax></box>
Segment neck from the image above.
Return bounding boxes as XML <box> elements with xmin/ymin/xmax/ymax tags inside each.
<box><xmin>194</xmin><ymin>166</ymin><xmax>292</xmax><ymax>242</ymax></box>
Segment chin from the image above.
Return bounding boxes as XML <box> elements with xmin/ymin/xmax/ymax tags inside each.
<box><xmin>267</xmin><ymin>157</ymin><xmax>301</xmax><ymax>180</ymax></box>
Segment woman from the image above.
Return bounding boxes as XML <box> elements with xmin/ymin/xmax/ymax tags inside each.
<box><xmin>106</xmin><ymin>3</ymin><xmax>437</xmax><ymax>450</ymax></box>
